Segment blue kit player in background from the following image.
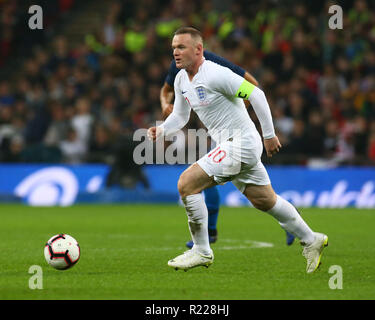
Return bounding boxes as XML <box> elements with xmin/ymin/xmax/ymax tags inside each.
<box><xmin>160</xmin><ymin>50</ymin><xmax>296</xmax><ymax>248</ymax></box>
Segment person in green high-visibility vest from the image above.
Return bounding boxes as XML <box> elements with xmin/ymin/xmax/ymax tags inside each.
<box><xmin>124</xmin><ymin>28</ymin><xmax>147</xmax><ymax>53</ymax></box>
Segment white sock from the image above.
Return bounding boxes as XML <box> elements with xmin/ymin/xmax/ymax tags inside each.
<box><xmin>182</xmin><ymin>193</ymin><xmax>211</xmax><ymax>255</ymax></box>
<box><xmin>267</xmin><ymin>195</ymin><xmax>315</xmax><ymax>245</ymax></box>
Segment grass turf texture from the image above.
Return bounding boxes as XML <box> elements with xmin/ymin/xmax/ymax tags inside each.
<box><xmin>0</xmin><ymin>204</ymin><xmax>374</xmax><ymax>300</ymax></box>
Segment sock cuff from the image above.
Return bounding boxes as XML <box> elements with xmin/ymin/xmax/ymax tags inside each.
<box><xmin>267</xmin><ymin>194</ymin><xmax>283</xmax><ymax>214</ymax></box>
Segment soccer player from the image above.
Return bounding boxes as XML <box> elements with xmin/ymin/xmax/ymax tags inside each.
<box><xmin>160</xmin><ymin>49</ymin><xmax>297</xmax><ymax>247</ymax></box>
<box><xmin>160</xmin><ymin>50</ymin><xmax>258</xmax><ymax>249</ymax></box>
<box><xmin>148</xmin><ymin>27</ymin><xmax>328</xmax><ymax>273</ymax></box>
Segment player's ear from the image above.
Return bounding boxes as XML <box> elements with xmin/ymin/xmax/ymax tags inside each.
<box><xmin>196</xmin><ymin>42</ymin><xmax>203</xmax><ymax>55</ymax></box>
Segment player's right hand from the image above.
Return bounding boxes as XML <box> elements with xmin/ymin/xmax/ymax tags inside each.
<box><xmin>147</xmin><ymin>126</ymin><xmax>164</xmax><ymax>141</ymax></box>
<box><xmin>264</xmin><ymin>136</ymin><xmax>282</xmax><ymax>157</ymax></box>
<box><xmin>162</xmin><ymin>104</ymin><xmax>174</xmax><ymax>119</ymax></box>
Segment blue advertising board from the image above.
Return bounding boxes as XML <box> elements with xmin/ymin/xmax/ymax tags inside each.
<box><xmin>144</xmin><ymin>165</ymin><xmax>375</xmax><ymax>208</ymax></box>
<box><xmin>0</xmin><ymin>164</ymin><xmax>109</xmax><ymax>206</ymax></box>
<box><xmin>0</xmin><ymin>164</ymin><xmax>374</xmax><ymax>208</ymax></box>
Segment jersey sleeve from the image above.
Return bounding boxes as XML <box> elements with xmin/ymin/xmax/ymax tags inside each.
<box><xmin>247</xmin><ymin>86</ymin><xmax>275</xmax><ymax>139</ymax></box>
<box><xmin>204</xmin><ymin>50</ymin><xmax>245</xmax><ymax>77</ymax></box>
<box><xmin>208</xmin><ymin>64</ymin><xmax>247</xmax><ymax>97</ymax></box>
<box><xmin>159</xmin><ymin>76</ymin><xmax>191</xmax><ymax>136</ymax></box>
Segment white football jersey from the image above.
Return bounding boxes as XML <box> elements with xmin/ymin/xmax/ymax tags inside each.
<box><xmin>170</xmin><ymin>59</ymin><xmax>263</xmax><ymax>164</ymax></box>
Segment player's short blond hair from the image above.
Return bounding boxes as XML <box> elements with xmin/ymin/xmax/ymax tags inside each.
<box><xmin>174</xmin><ymin>27</ymin><xmax>203</xmax><ymax>45</ymax></box>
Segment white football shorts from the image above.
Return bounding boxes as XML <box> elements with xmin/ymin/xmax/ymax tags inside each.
<box><xmin>196</xmin><ymin>139</ymin><xmax>271</xmax><ymax>193</ymax></box>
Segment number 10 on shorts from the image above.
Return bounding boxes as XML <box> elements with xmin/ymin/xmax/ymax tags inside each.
<box><xmin>208</xmin><ymin>146</ymin><xmax>227</xmax><ymax>163</ymax></box>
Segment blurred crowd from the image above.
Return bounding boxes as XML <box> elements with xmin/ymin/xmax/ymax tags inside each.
<box><xmin>0</xmin><ymin>0</ymin><xmax>76</xmax><ymax>67</ymax></box>
<box><xmin>0</xmin><ymin>0</ymin><xmax>375</xmax><ymax>167</ymax></box>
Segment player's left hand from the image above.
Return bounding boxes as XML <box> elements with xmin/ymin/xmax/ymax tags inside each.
<box><xmin>264</xmin><ymin>136</ymin><xmax>282</xmax><ymax>157</ymax></box>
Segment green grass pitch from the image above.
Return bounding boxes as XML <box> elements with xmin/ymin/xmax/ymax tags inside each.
<box><xmin>0</xmin><ymin>204</ymin><xmax>374</xmax><ymax>300</ymax></box>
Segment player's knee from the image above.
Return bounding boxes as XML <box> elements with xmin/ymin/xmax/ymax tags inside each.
<box><xmin>252</xmin><ymin>198</ymin><xmax>269</xmax><ymax>211</ymax></box>
<box><xmin>251</xmin><ymin>194</ymin><xmax>276</xmax><ymax>212</ymax></box>
<box><xmin>177</xmin><ymin>176</ymin><xmax>190</xmax><ymax>198</ymax></box>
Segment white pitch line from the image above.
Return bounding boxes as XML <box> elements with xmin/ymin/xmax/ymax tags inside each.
<box><xmin>218</xmin><ymin>239</ymin><xmax>274</xmax><ymax>250</ymax></box>
<box><xmin>96</xmin><ymin>235</ymin><xmax>274</xmax><ymax>251</ymax></box>
<box><xmin>140</xmin><ymin>239</ymin><xmax>274</xmax><ymax>251</ymax></box>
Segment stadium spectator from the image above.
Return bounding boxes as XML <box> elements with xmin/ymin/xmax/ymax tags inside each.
<box><xmin>323</xmin><ymin>119</ymin><xmax>339</xmax><ymax>158</ymax></box>
<box><xmin>87</xmin><ymin>123</ymin><xmax>113</xmax><ymax>163</ymax></box>
<box><xmin>59</xmin><ymin>127</ymin><xmax>86</xmax><ymax>163</ymax></box>
<box><xmin>71</xmin><ymin>97</ymin><xmax>94</xmax><ymax>148</ymax></box>
<box><xmin>44</xmin><ymin>102</ymin><xmax>70</xmax><ymax>147</ymax></box>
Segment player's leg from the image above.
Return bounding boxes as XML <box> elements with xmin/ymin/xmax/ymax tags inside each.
<box><xmin>243</xmin><ymin>182</ymin><xmax>299</xmax><ymax>246</ymax></box>
<box><xmin>186</xmin><ymin>185</ymin><xmax>220</xmax><ymax>249</ymax></box>
<box><xmin>178</xmin><ymin>163</ymin><xmax>217</xmax><ymax>254</ymax></box>
<box><xmin>242</xmin><ymin>183</ymin><xmax>328</xmax><ymax>273</ymax></box>
<box><xmin>205</xmin><ymin>185</ymin><xmax>220</xmax><ymax>242</ymax></box>
<box><xmin>243</xmin><ymin>184</ymin><xmax>316</xmax><ymax>243</ymax></box>
<box><xmin>285</xmin><ymin>206</ymin><xmax>303</xmax><ymax>246</ymax></box>
<box><xmin>232</xmin><ymin>160</ymin><xmax>328</xmax><ymax>273</ymax></box>
<box><xmin>168</xmin><ymin>163</ymin><xmax>216</xmax><ymax>270</ymax></box>
<box><xmin>286</xmin><ymin>230</ymin><xmax>296</xmax><ymax>246</ymax></box>
<box><xmin>169</xmin><ymin>140</ymin><xmax>241</xmax><ymax>271</ymax></box>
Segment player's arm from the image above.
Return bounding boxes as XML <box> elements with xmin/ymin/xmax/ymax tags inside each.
<box><xmin>242</xmin><ymin>71</ymin><xmax>257</xmax><ymax>109</ymax></box>
<box><xmin>235</xmin><ymin>80</ymin><xmax>281</xmax><ymax>157</ymax></box>
<box><xmin>160</xmin><ymin>60</ymin><xmax>179</xmax><ymax>119</ymax></box>
<box><xmin>210</xmin><ymin>66</ymin><xmax>280</xmax><ymax>157</ymax></box>
<box><xmin>238</xmin><ymin>71</ymin><xmax>258</xmax><ymax>109</ymax></box>
<box><xmin>160</xmin><ymin>82</ymin><xmax>174</xmax><ymax>119</ymax></box>
<box><xmin>244</xmin><ymin>71</ymin><xmax>259</xmax><ymax>87</ymax></box>
<box><xmin>148</xmin><ymin>83</ymin><xmax>191</xmax><ymax>141</ymax></box>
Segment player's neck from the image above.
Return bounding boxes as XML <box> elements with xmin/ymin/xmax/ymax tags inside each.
<box><xmin>186</xmin><ymin>56</ymin><xmax>205</xmax><ymax>81</ymax></box>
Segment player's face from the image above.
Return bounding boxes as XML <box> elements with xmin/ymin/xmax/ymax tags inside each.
<box><xmin>172</xmin><ymin>34</ymin><xmax>199</xmax><ymax>69</ymax></box>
